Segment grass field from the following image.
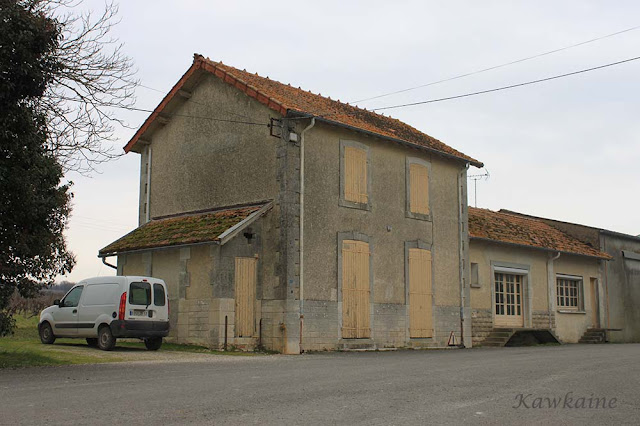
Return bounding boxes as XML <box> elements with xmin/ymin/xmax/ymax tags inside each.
<box><xmin>0</xmin><ymin>315</ymin><xmax>257</xmax><ymax>369</ymax></box>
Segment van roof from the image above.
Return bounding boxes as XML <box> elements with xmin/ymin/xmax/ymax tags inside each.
<box><xmin>78</xmin><ymin>276</ymin><xmax>166</xmax><ymax>286</ymax></box>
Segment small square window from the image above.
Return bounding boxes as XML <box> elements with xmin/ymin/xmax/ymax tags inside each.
<box><xmin>556</xmin><ymin>276</ymin><xmax>583</xmax><ymax>311</ymax></box>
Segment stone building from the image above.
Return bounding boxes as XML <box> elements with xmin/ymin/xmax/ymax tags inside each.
<box><xmin>99</xmin><ymin>54</ymin><xmax>483</xmax><ymax>353</ymax></box>
<box><xmin>500</xmin><ymin>210</ymin><xmax>640</xmax><ymax>343</ymax></box>
<box><xmin>468</xmin><ymin>208</ymin><xmax>611</xmax><ymax>345</ymax></box>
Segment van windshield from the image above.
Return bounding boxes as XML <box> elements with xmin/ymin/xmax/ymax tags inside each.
<box><xmin>129</xmin><ymin>282</ymin><xmax>151</xmax><ymax>306</ymax></box>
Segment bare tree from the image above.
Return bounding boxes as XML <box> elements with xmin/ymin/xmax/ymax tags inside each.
<box><xmin>36</xmin><ymin>0</ymin><xmax>138</xmax><ymax>174</ymax></box>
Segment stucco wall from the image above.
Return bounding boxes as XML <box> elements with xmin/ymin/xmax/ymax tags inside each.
<box><xmin>146</xmin><ymin>73</ymin><xmax>279</xmax><ymax>219</ymax></box>
<box><xmin>469</xmin><ymin>239</ymin><xmax>601</xmax><ymax>343</ymax></box>
<box><xmin>602</xmin><ymin>234</ymin><xmax>640</xmax><ymax>342</ymax></box>
<box><xmin>553</xmin><ymin>255</ymin><xmax>600</xmax><ymax>343</ymax></box>
<box><xmin>300</xmin><ymin>121</ymin><xmax>466</xmax><ymax>348</ymax></box>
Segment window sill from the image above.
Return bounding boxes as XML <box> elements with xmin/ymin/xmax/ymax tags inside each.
<box><xmin>339</xmin><ymin>198</ymin><xmax>371</xmax><ymax>211</ymax></box>
<box><xmin>557</xmin><ymin>310</ymin><xmax>586</xmax><ymax>315</ymax></box>
<box><xmin>405</xmin><ymin>211</ymin><xmax>432</xmax><ymax>222</ymax></box>
<box><xmin>470</xmin><ymin>283</ymin><xmax>481</xmax><ymax>289</ymax></box>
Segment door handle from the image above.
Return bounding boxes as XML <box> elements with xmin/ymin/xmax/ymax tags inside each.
<box><xmin>73</xmin><ymin>309</ymin><xmax>77</xmax><ymax>314</ymax></box>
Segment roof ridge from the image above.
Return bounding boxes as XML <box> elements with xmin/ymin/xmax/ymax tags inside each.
<box><xmin>199</xmin><ymin>55</ymin><xmax>408</xmax><ymax>124</ymax></box>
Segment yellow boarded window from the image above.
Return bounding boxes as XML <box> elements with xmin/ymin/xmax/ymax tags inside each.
<box><xmin>408</xmin><ymin>248</ymin><xmax>433</xmax><ymax>338</ymax></box>
<box><xmin>341</xmin><ymin>240</ymin><xmax>371</xmax><ymax>339</ymax></box>
<box><xmin>409</xmin><ymin>163</ymin><xmax>429</xmax><ymax>214</ymax></box>
<box><xmin>235</xmin><ymin>257</ymin><xmax>257</xmax><ymax>337</ymax></box>
<box><xmin>344</xmin><ymin>147</ymin><xmax>368</xmax><ymax>204</ymax></box>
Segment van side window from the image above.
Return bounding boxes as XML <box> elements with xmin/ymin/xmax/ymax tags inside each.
<box><xmin>62</xmin><ymin>286</ymin><xmax>84</xmax><ymax>308</ymax></box>
<box><xmin>153</xmin><ymin>284</ymin><xmax>166</xmax><ymax>306</ymax></box>
<box><xmin>129</xmin><ymin>282</ymin><xmax>151</xmax><ymax>305</ymax></box>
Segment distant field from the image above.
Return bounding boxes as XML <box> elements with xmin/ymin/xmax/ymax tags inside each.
<box><xmin>0</xmin><ymin>315</ymin><xmax>258</xmax><ymax>369</ymax></box>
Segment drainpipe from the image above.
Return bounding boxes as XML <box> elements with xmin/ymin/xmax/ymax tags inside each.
<box><xmin>145</xmin><ymin>145</ymin><xmax>152</xmax><ymax>223</ymax></box>
<box><xmin>458</xmin><ymin>162</ymin><xmax>469</xmax><ymax>347</ymax></box>
<box><xmin>547</xmin><ymin>252</ymin><xmax>561</xmax><ymax>329</ymax></box>
<box><xmin>101</xmin><ymin>256</ymin><xmax>117</xmax><ymax>270</ymax></box>
<box><xmin>299</xmin><ymin>117</ymin><xmax>316</xmax><ymax>353</ymax></box>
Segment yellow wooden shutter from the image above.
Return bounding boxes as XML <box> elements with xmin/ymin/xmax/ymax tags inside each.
<box><xmin>342</xmin><ymin>240</ymin><xmax>371</xmax><ymax>338</ymax></box>
<box><xmin>409</xmin><ymin>248</ymin><xmax>433</xmax><ymax>338</ymax></box>
<box><xmin>235</xmin><ymin>257</ymin><xmax>257</xmax><ymax>337</ymax></box>
<box><xmin>344</xmin><ymin>147</ymin><xmax>368</xmax><ymax>204</ymax></box>
<box><xmin>410</xmin><ymin>163</ymin><xmax>429</xmax><ymax>214</ymax></box>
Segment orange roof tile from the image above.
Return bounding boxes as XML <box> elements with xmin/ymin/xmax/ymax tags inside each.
<box><xmin>124</xmin><ymin>54</ymin><xmax>482</xmax><ymax>167</ymax></box>
<box><xmin>99</xmin><ymin>203</ymin><xmax>269</xmax><ymax>256</ymax></box>
<box><xmin>468</xmin><ymin>207</ymin><xmax>611</xmax><ymax>259</ymax></box>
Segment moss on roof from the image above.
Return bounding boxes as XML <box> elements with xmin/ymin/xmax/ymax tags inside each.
<box><xmin>99</xmin><ymin>205</ymin><xmax>263</xmax><ymax>256</ymax></box>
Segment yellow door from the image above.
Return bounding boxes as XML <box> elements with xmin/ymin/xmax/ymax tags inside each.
<box><xmin>235</xmin><ymin>257</ymin><xmax>257</xmax><ymax>337</ymax></box>
<box><xmin>408</xmin><ymin>248</ymin><xmax>433</xmax><ymax>338</ymax></box>
<box><xmin>342</xmin><ymin>240</ymin><xmax>371</xmax><ymax>339</ymax></box>
<box><xmin>494</xmin><ymin>272</ymin><xmax>524</xmax><ymax>327</ymax></box>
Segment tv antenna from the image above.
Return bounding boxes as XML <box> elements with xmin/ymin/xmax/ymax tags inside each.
<box><xmin>468</xmin><ymin>169</ymin><xmax>490</xmax><ymax>207</ymax></box>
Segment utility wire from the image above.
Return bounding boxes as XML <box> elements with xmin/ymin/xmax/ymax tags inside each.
<box><xmin>352</xmin><ymin>24</ymin><xmax>640</xmax><ymax>104</ymax></box>
<box><xmin>371</xmin><ymin>54</ymin><xmax>640</xmax><ymax>112</ymax></box>
<box><xmin>113</xmin><ymin>104</ymin><xmax>269</xmax><ymax>127</ymax></box>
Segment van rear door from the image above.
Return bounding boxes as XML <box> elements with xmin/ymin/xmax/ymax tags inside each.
<box><xmin>152</xmin><ymin>282</ymin><xmax>169</xmax><ymax>321</ymax></box>
<box><xmin>127</xmin><ymin>281</ymin><xmax>153</xmax><ymax>320</ymax></box>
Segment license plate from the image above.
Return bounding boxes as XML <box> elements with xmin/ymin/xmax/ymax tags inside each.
<box><xmin>132</xmin><ymin>310</ymin><xmax>148</xmax><ymax>317</ymax></box>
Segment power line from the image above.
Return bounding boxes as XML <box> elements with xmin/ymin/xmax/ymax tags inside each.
<box><xmin>371</xmin><ymin>55</ymin><xmax>640</xmax><ymax>112</ymax></box>
<box><xmin>138</xmin><ymin>83</ymin><xmax>255</xmax><ymax>121</ymax></box>
<box><xmin>352</xmin><ymin>24</ymin><xmax>640</xmax><ymax>104</ymax></box>
<box><xmin>113</xmin><ymin>104</ymin><xmax>269</xmax><ymax>127</ymax></box>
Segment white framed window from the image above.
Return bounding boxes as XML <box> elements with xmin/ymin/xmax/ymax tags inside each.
<box><xmin>556</xmin><ymin>275</ymin><xmax>583</xmax><ymax>311</ymax></box>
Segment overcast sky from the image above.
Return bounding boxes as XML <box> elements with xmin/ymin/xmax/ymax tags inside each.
<box><xmin>58</xmin><ymin>0</ymin><xmax>640</xmax><ymax>282</ymax></box>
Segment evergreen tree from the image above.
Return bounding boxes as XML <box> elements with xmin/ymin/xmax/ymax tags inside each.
<box><xmin>0</xmin><ymin>0</ymin><xmax>75</xmax><ymax>336</ymax></box>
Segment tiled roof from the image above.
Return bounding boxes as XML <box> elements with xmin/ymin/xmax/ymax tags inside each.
<box><xmin>99</xmin><ymin>203</ymin><xmax>270</xmax><ymax>257</ymax></box>
<box><xmin>124</xmin><ymin>54</ymin><xmax>482</xmax><ymax>167</ymax></box>
<box><xmin>468</xmin><ymin>208</ymin><xmax>611</xmax><ymax>259</ymax></box>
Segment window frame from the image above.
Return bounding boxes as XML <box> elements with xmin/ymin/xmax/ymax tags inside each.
<box><xmin>405</xmin><ymin>157</ymin><xmax>432</xmax><ymax>221</ymax></box>
<box><xmin>556</xmin><ymin>274</ymin><xmax>584</xmax><ymax>312</ymax></box>
<box><xmin>339</xmin><ymin>140</ymin><xmax>372</xmax><ymax>211</ymax></box>
<box><xmin>61</xmin><ymin>285</ymin><xmax>84</xmax><ymax>308</ymax></box>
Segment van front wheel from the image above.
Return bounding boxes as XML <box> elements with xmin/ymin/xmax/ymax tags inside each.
<box><xmin>144</xmin><ymin>337</ymin><xmax>162</xmax><ymax>351</ymax></box>
<box><xmin>39</xmin><ymin>322</ymin><xmax>56</xmax><ymax>344</ymax></box>
<box><xmin>98</xmin><ymin>326</ymin><xmax>116</xmax><ymax>351</ymax></box>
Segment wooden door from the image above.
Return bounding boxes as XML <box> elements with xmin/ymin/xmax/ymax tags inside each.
<box><xmin>342</xmin><ymin>240</ymin><xmax>371</xmax><ymax>338</ymax></box>
<box><xmin>590</xmin><ymin>278</ymin><xmax>600</xmax><ymax>328</ymax></box>
<box><xmin>235</xmin><ymin>257</ymin><xmax>257</xmax><ymax>337</ymax></box>
<box><xmin>408</xmin><ymin>248</ymin><xmax>433</xmax><ymax>338</ymax></box>
<box><xmin>494</xmin><ymin>272</ymin><xmax>524</xmax><ymax>327</ymax></box>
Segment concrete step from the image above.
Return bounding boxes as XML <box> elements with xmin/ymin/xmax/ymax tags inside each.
<box><xmin>579</xmin><ymin>336</ymin><xmax>604</xmax><ymax>343</ymax></box>
<box><xmin>489</xmin><ymin>332</ymin><xmax>513</xmax><ymax>338</ymax></box>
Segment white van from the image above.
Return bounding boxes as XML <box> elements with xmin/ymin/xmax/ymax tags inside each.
<box><xmin>38</xmin><ymin>276</ymin><xmax>170</xmax><ymax>351</ymax></box>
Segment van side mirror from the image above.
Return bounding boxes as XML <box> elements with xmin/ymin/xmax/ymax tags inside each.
<box><xmin>53</xmin><ymin>299</ymin><xmax>61</xmax><ymax>307</ymax></box>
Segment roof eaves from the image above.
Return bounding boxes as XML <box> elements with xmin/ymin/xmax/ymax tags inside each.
<box><xmin>217</xmin><ymin>201</ymin><xmax>273</xmax><ymax>245</ymax></box>
<box><xmin>290</xmin><ymin>112</ymin><xmax>483</xmax><ymax>168</ymax></box>
<box><xmin>123</xmin><ymin>60</ymin><xmax>202</xmax><ymax>153</ymax></box>
<box><xmin>469</xmin><ymin>235</ymin><xmax>612</xmax><ymax>260</ymax></box>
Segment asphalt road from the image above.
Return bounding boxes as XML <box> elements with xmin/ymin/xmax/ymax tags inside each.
<box><xmin>1</xmin><ymin>344</ymin><xmax>639</xmax><ymax>425</ymax></box>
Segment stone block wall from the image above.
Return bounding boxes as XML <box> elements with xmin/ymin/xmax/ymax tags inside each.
<box><xmin>471</xmin><ymin>308</ymin><xmax>493</xmax><ymax>346</ymax></box>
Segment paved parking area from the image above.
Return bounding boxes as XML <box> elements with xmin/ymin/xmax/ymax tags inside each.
<box><xmin>1</xmin><ymin>344</ymin><xmax>639</xmax><ymax>425</ymax></box>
